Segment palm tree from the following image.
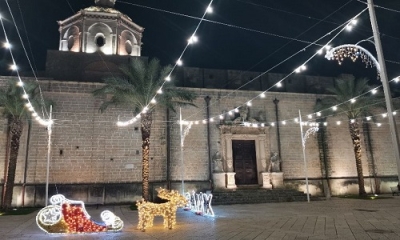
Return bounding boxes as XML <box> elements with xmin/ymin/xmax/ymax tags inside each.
<box><xmin>0</xmin><ymin>79</ymin><xmax>42</xmax><ymax>210</ymax></box>
<box><xmin>316</xmin><ymin>75</ymin><xmax>384</xmax><ymax>196</ymax></box>
<box><xmin>93</xmin><ymin>58</ymin><xmax>196</xmax><ymax>201</ymax></box>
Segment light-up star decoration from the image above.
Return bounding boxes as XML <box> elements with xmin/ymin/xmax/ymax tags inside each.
<box><xmin>36</xmin><ymin>194</ymin><xmax>123</xmax><ymax>234</ymax></box>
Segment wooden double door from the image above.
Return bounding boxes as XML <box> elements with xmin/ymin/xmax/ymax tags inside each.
<box><xmin>232</xmin><ymin>140</ymin><xmax>258</xmax><ymax>185</ymax></box>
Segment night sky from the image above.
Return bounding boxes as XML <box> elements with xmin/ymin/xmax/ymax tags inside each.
<box><xmin>1</xmin><ymin>0</ymin><xmax>400</xmax><ymax>82</ymax></box>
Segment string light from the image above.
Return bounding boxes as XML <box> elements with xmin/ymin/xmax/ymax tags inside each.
<box><xmin>115</xmin><ymin>0</ymin><xmax>214</xmax><ymax>127</ymax></box>
<box><xmin>3</xmin><ymin>41</ymin><xmax>10</xmax><ymax>48</ymax></box>
<box><xmin>0</xmin><ymin>15</ymin><xmax>52</xmax><ymax>127</ymax></box>
<box><xmin>172</xmin><ymin>9</ymin><xmax>367</xmax><ymax>126</ymax></box>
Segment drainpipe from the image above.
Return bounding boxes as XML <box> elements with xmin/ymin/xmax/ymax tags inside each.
<box><xmin>22</xmin><ymin>120</ymin><xmax>32</xmax><ymax>207</ymax></box>
<box><xmin>204</xmin><ymin>96</ymin><xmax>212</xmax><ymax>188</ymax></box>
<box><xmin>273</xmin><ymin>98</ymin><xmax>282</xmax><ymax>158</ymax></box>
<box><xmin>166</xmin><ymin>108</ymin><xmax>171</xmax><ymax>190</ymax></box>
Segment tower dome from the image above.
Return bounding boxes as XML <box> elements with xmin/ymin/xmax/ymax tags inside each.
<box><xmin>57</xmin><ymin>0</ymin><xmax>143</xmax><ymax>56</ymax></box>
<box><xmin>95</xmin><ymin>0</ymin><xmax>116</xmax><ymax>8</ymax></box>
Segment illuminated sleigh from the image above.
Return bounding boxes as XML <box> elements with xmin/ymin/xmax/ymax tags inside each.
<box><xmin>36</xmin><ymin>194</ymin><xmax>123</xmax><ymax>234</ymax></box>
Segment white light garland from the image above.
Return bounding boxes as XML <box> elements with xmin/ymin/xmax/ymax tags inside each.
<box><xmin>0</xmin><ymin>15</ymin><xmax>52</xmax><ymax>127</ymax></box>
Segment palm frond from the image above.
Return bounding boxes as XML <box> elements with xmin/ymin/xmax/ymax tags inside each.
<box><xmin>93</xmin><ymin>58</ymin><xmax>196</xmax><ymax>113</ymax></box>
<box><xmin>316</xmin><ymin>75</ymin><xmax>384</xmax><ymax>119</ymax></box>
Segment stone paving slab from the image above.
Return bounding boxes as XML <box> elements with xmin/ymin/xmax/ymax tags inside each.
<box><xmin>1</xmin><ymin>196</ymin><xmax>400</xmax><ymax>239</ymax></box>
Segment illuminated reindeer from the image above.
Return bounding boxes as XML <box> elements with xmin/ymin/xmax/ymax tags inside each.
<box><xmin>136</xmin><ymin>188</ymin><xmax>187</xmax><ymax>231</ymax></box>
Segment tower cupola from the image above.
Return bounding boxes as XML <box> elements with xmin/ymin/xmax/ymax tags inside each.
<box><xmin>57</xmin><ymin>0</ymin><xmax>143</xmax><ymax>56</ymax></box>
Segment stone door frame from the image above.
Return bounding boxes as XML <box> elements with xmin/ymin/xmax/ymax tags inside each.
<box><xmin>219</xmin><ymin>125</ymin><xmax>270</xmax><ymax>186</ymax></box>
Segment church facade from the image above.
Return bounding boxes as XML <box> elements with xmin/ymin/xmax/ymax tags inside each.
<box><xmin>0</xmin><ymin>0</ymin><xmax>399</xmax><ymax>206</ymax></box>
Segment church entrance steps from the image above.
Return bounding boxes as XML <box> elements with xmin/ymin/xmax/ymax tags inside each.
<box><xmin>212</xmin><ymin>188</ymin><xmax>316</xmax><ymax>205</ymax></box>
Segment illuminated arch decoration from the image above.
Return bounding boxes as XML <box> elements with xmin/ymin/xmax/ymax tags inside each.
<box><xmin>325</xmin><ymin>44</ymin><xmax>380</xmax><ymax>75</ymax></box>
<box><xmin>36</xmin><ymin>194</ymin><xmax>123</xmax><ymax>234</ymax></box>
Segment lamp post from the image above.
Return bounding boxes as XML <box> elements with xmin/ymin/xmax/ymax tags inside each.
<box><xmin>299</xmin><ymin>110</ymin><xmax>319</xmax><ymax>203</ymax></box>
<box><xmin>324</xmin><ymin>1</ymin><xmax>400</xmax><ymax>183</ymax></box>
<box><xmin>179</xmin><ymin>108</ymin><xmax>192</xmax><ymax>195</ymax></box>
<box><xmin>45</xmin><ymin>105</ymin><xmax>53</xmax><ymax>206</ymax></box>
<box><xmin>367</xmin><ymin>0</ymin><xmax>400</xmax><ymax>183</ymax></box>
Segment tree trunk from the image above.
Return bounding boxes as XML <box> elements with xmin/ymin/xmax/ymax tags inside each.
<box><xmin>349</xmin><ymin>121</ymin><xmax>367</xmax><ymax>196</ymax></box>
<box><xmin>2</xmin><ymin>117</ymin><xmax>23</xmax><ymax>210</ymax></box>
<box><xmin>140</xmin><ymin>112</ymin><xmax>152</xmax><ymax>201</ymax></box>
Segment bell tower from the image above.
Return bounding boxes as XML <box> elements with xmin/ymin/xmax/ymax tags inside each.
<box><xmin>57</xmin><ymin>0</ymin><xmax>143</xmax><ymax>56</ymax></box>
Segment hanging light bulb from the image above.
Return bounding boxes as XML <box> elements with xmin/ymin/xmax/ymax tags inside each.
<box><xmin>382</xmin><ymin>113</ymin><xmax>387</xmax><ymax>118</ymax></box>
<box><xmin>336</xmin><ymin>121</ymin><xmax>341</xmax><ymax>125</ymax></box>
<box><xmin>188</xmin><ymin>35</ymin><xmax>198</xmax><ymax>44</ymax></box>
<box><xmin>276</xmin><ymin>82</ymin><xmax>282</xmax><ymax>87</ymax></box>
<box><xmin>246</xmin><ymin>101</ymin><xmax>252</xmax><ymax>106</ymax></box>
<box><xmin>350</xmin><ymin>98</ymin><xmax>356</xmax><ymax>103</ymax></box>
<box><xmin>157</xmin><ymin>88</ymin><xmax>163</xmax><ymax>94</ymax></box>
<box><xmin>22</xmin><ymin>94</ymin><xmax>28</xmax><ymax>99</ymax></box>
<box><xmin>377</xmin><ymin>123</ymin><xmax>382</xmax><ymax>127</ymax></box>
<box><xmin>165</xmin><ymin>76</ymin><xmax>171</xmax><ymax>81</ymax></box>
<box><xmin>332</xmin><ymin>106</ymin><xmax>337</xmax><ymax>111</ymax></box>
<box><xmin>17</xmin><ymin>81</ymin><xmax>23</xmax><ymax>87</ymax></box>
<box><xmin>219</xmin><ymin>115</ymin><xmax>224</xmax><ymax>120</ymax></box>
<box><xmin>308</xmin><ymin>114</ymin><xmax>312</xmax><ymax>119</ymax></box>
<box><xmin>316</xmin><ymin>112</ymin><xmax>321</xmax><ymax>116</ymax></box>
<box><xmin>371</xmin><ymin>89</ymin><xmax>377</xmax><ymax>94</ymax></box>
<box><xmin>260</xmin><ymin>92</ymin><xmax>266</xmax><ymax>98</ymax></box>
<box><xmin>206</xmin><ymin>6</ymin><xmax>213</xmax><ymax>13</ymax></box>
<box><xmin>3</xmin><ymin>41</ymin><xmax>11</xmax><ymax>49</ymax></box>
<box><xmin>10</xmin><ymin>64</ymin><xmax>17</xmax><ymax>70</ymax></box>
<box><xmin>151</xmin><ymin>98</ymin><xmax>156</xmax><ymax>104</ymax></box>
<box><xmin>176</xmin><ymin>59</ymin><xmax>183</xmax><ymax>66</ymax></box>
<box><xmin>366</xmin><ymin>116</ymin><xmax>371</xmax><ymax>121</ymax></box>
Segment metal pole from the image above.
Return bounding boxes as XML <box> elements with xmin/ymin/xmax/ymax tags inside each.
<box><xmin>45</xmin><ymin>105</ymin><xmax>53</xmax><ymax>206</ymax></box>
<box><xmin>299</xmin><ymin>110</ymin><xmax>310</xmax><ymax>203</ymax></box>
<box><xmin>180</xmin><ymin>108</ymin><xmax>185</xmax><ymax>194</ymax></box>
<box><xmin>367</xmin><ymin>0</ymin><xmax>400</xmax><ymax>183</ymax></box>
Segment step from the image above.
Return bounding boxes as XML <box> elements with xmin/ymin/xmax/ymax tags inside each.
<box><xmin>211</xmin><ymin>188</ymin><xmax>315</xmax><ymax>205</ymax></box>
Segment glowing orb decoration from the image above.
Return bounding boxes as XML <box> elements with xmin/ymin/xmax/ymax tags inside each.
<box><xmin>36</xmin><ymin>194</ymin><xmax>123</xmax><ymax>234</ymax></box>
<box><xmin>136</xmin><ymin>188</ymin><xmax>188</xmax><ymax>231</ymax></box>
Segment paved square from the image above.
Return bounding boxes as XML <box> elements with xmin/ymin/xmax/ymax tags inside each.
<box><xmin>1</xmin><ymin>196</ymin><xmax>400</xmax><ymax>239</ymax></box>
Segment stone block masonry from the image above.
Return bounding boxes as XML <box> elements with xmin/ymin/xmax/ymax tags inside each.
<box><xmin>1</xmin><ymin>78</ymin><xmax>400</xmax><ymax>206</ymax></box>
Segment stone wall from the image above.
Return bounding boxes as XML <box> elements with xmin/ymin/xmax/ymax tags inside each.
<box><xmin>0</xmin><ymin>77</ymin><xmax>399</xmax><ymax>206</ymax></box>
